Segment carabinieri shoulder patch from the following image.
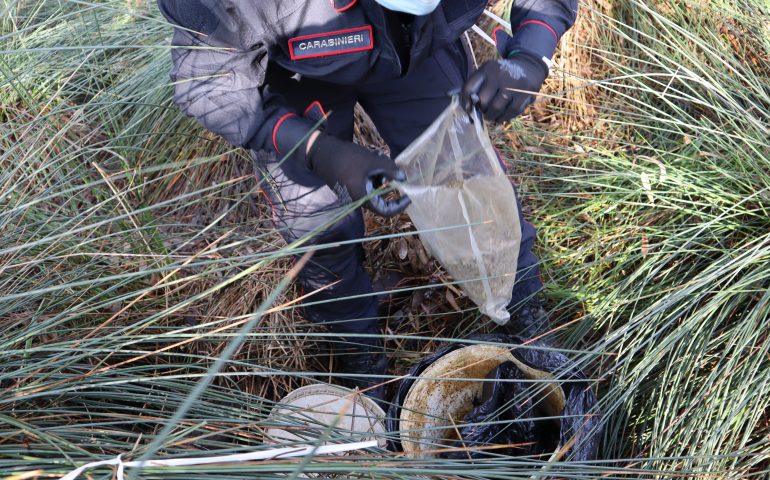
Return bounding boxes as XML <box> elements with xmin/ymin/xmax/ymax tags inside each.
<box><xmin>289</xmin><ymin>25</ymin><xmax>373</xmax><ymax>60</ymax></box>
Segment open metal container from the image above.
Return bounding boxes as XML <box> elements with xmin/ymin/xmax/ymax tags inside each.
<box><xmin>387</xmin><ymin>334</ymin><xmax>600</xmax><ymax>461</ymax></box>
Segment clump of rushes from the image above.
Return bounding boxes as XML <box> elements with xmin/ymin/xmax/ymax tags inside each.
<box><xmin>496</xmin><ymin>0</ymin><xmax>770</xmax><ymax>475</ymax></box>
<box><xmin>1</xmin><ymin>0</ymin><xmax>770</xmax><ymax>479</ymax></box>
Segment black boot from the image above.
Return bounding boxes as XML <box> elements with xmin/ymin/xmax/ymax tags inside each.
<box><xmin>336</xmin><ymin>342</ymin><xmax>388</xmax><ymax>402</ymax></box>
<box><xmin>504</xmin><ymin>297</ymin><xmax>551</xmax><ymax>340</ymax></box>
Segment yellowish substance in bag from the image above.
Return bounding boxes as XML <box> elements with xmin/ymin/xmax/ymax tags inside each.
<box><xmin>395</xmin><ymin>98</ymin><xmax>522</xmax><ymax>324</ymax></box>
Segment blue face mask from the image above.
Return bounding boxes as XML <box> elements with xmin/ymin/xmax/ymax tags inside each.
<box><xmin>374</xmin><ymin>0</ymin><xmax>440</xmax><ymax>16</ymax></box>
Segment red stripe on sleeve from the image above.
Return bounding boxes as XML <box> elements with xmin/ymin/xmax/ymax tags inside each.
<box><xmin>518</xmin><ymin>20</ymin><xmax>558</xmax><ymax>43</ymax></box>
<box><xmin>493</xmin><ymin>26</ymin><xmax>506</xmax><ymax>46</ymax></box>
<box><xmin>272</xmin><ymin>113</ymin><xmax>298</xmax><ymax>154</ymax></box>
<box><xmin>304</xmin><ymin>101</ymin><xmax>327</xmax><ymax>118</ymax></box>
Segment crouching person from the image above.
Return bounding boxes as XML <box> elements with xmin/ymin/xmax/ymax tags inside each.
<box><xmin>158</xmin><ymin>0</ymin><xmax>577</xmax><ymax>399</ymax></box>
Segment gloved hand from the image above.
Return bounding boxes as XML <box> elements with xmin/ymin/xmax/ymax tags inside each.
<box><xmin>307</xmin><ymin>134</ymin><xmax>410</xmax><ymax>216</ymax></box>
<box><xmin>461</xmin><ymin>52</ymin><xmax>548</xmax><ymax>123</ymax></box>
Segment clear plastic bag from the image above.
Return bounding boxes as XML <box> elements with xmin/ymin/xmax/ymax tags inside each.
<box><xmin>395</xmin><ymin>98</ymin><xmax>521</xmax><ymax>325</ymax></box>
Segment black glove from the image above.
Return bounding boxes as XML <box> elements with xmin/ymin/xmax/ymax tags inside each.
<box><xmin>461</xmin><ymin>52</ymin><xmax>548</xmax><ymax>123</ymax></box>
<box><xmin>307</xmin><ymin>134</ymin><xmax>410</xmax><ymax>217</ymax></box>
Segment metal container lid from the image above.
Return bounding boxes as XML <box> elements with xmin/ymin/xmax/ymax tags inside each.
<box><xmin>266</xmin><ymin>384</ymin><xmax>387</xmax><ymax>448</ymax></box>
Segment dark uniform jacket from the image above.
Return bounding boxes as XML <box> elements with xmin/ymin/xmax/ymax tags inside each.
<box><xmin>158</xmin><ymin>0</ymin><xmax>577</xmax><ymax>155</ymax></box>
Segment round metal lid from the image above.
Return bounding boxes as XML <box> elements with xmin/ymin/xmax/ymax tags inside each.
<box><xmin>266</xmin><ymin>384</ymin><xmax>387</xmax><ymax>448</ymax></box>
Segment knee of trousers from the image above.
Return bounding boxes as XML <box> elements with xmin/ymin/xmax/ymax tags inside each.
<box><xmin>268</xmin><ymin>192</ymin><xmax>376</xmax><ymax>329</ymax></box>
<box><xmin>298</xmin><ymin>242</ymin><xmax>379</xmax><ymax>334</ymax></box>
<box><xmin>254</xmin><ymin>151</ymin><xmax>366</xmax><ymax>247</ymax></box>
<box><xmin>277</xmin><ymin>206</ymin><xmax>366</xmax><ymax>248</ymax></box>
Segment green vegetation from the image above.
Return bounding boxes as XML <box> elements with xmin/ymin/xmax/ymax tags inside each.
<box><xmin>1</xmin><ymin>0</ymin><xmax>769</xmax><ymax>478</ymax></box>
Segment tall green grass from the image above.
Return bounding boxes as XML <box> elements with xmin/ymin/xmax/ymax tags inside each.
<box><xmin>502</xmin><ymin>0</ymin><xmax>770</xmax><ymax>475</ymax></box>
<box><xmin>2</xmin><ymin>0</ymin><xmax>770</xmax><ymax>478</ymax></box>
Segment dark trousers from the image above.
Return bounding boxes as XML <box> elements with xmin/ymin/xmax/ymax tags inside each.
<box><xmin>255</xmin><ymin>41</ymin><xmax>541</xmax><ymax>338</ymax></box>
